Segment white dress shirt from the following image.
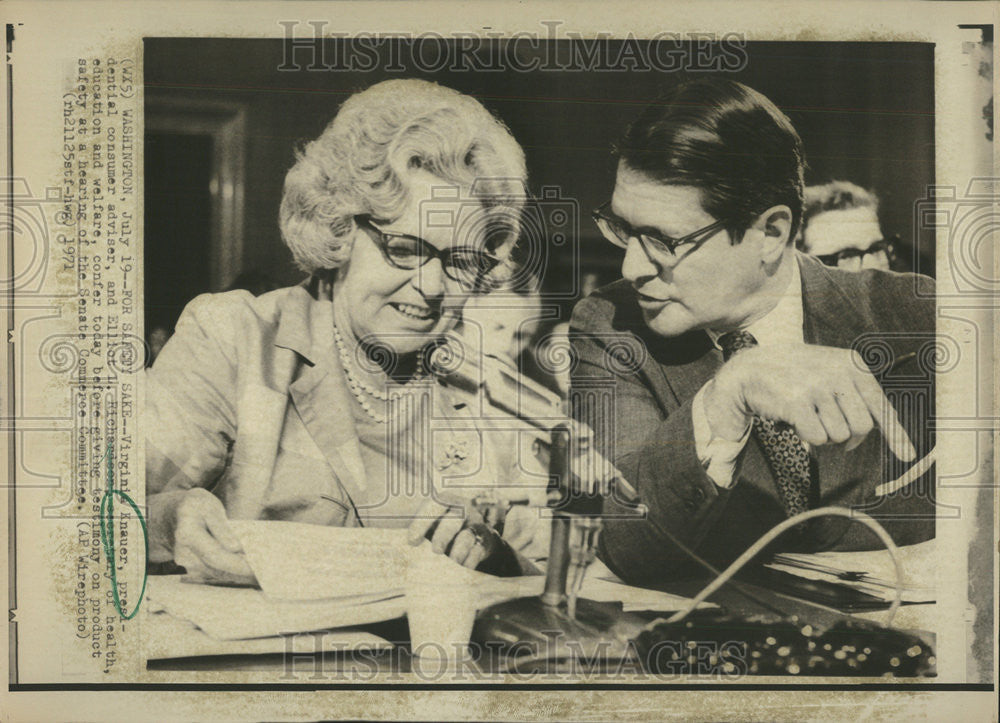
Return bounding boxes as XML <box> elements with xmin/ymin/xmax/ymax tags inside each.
<box><xmin>691</xmin><ymin>259</ymin><xmax>805</xmax><ymax>488</ymax></box>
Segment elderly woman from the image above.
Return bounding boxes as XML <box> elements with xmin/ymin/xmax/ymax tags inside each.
<box><xmin>147</xmin><ymin>79</ymin><xmax>546</xmax><ymax>585</ymax></box>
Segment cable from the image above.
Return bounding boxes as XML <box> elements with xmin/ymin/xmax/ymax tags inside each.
<box><xmin>643</xmin><ymin>515</ymin><xmax>790</xmax><ymax>618</ymax></box>
<box><xmin>875</xmin><ymin>448</ymin><xmax>936</xmax><ymax>497</ymax></box>
<box><xmin>657</xmin><ymin>506</ymin><xmax>903</xmax><ymax>628</ymax></box>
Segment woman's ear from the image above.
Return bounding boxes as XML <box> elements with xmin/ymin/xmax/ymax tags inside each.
<box><xmin>750</xmin><ymin>205</ymin><xmax>793</xmax><ymax>264</ymax></box>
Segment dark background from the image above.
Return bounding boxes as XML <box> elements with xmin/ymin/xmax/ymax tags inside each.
<box><xmin>144</xmin><ymin>39</ymin><xmax>935</xmax><ymax>334</ymax></box>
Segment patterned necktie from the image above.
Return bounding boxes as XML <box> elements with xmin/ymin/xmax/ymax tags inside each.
<box><xmin>717</xmin><ymin>330</ymin><xmax>813</xmax><ymax>518</ymax></box>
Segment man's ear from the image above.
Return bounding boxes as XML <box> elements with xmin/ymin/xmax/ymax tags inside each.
<box><xmin>750</xmin><ymin>205</ymin><xmax>793</xmax><ymax>264</ymax></box>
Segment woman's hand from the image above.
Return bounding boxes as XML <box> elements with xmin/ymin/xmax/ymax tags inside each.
<box><xmin>406</xmin><ymin>498</ymin><xmax>545</xmax><ymax>572</ymax></box>
<box><xmin>406</xmin><ymin>499</ymin><xmax>486</xmax><ymax>568</ymax></box>
<box><xmin>407</xmin><ymin>497</ymin><xmax>511</xmax><ymax>569</ymax></box>
<box><xmin>173</xmin><ymin>488</ymin><xmax>257</xmax><ymax>586</ymax></box>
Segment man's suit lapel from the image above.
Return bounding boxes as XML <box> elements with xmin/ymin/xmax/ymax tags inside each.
<box><xmin>798</xmin><ymin>252</ymin><xmax>870</xmax><ymax>350</ymax></box>
<box><xmin>610</xmin><ymin>290</ymin><xmax>720</xmax><ymax>415</ymax></box>
<box><xmin>797</xmin><ymin>253</ymin><xmax>877</xmax><ymax>533</ymax></box>
<box><xmin>636</xmin><ymin>320</ymin><xmax>779</xmax><ymax>532</ymax></box>
<box><xmin>642</xmin><ymin>333</ymin><xmax>721</xmax><ymax>414</ymax></box>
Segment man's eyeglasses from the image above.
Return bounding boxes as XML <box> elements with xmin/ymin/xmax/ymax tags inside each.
<box><xmin>355</xmin><ymin>215</ymin><xmax>503</xmax><ymax>291</ymax></box>
<box><xmin>591</xmin><ymin>201</ymin><xmax>730</xmax><ymax>258</ymax></box>
<box><xmin>815</xmin><ymin>237</ymin><xmax>896</xmax><ymax>271</ymax></box>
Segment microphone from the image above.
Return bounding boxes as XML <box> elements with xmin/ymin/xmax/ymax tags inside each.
<box><xmin>428</xmin><ymin>335</ymin><xmax>638</xmax><ymax>503</ymax></box>
<box><xmin>427</xmin><ymin>336</ymin><xmax>565</xmax><ymax>430</ymax></box>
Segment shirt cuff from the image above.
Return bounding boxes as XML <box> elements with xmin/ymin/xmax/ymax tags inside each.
<box><xmin>692</xmin><ymin>383</ymin><xmax>752</xmax><ymax>489</ymax></box>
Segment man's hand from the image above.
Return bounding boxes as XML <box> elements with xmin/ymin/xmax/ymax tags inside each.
<box><xmin>173</xmin><ymin>488</ymin><xmax>257</xmax><ymax>586</ymax></box>
<box><xmin>702</xmin><ymin>343</ymin><xmax>916</xmax><ymax>461</ymax></box>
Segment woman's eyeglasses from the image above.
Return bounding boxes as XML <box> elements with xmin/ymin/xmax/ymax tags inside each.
<box><xmin>355</xmin><ymin>215</ymin><xmax>503</xmax><ymax>291</ymax></box>
<box><xmin>815</xmin><ymin>237</ymin><xmax>896</xmax><ymax>270</ymax></box>
<box><xmin>591</xmin><ymin>201</ymin><xmax>730</xmax><ymax>259</ymax></box>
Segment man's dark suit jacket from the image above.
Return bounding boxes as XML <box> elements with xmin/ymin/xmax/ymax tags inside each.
<box><xmin>570</xmin><ymin>252</ymin><xmax>936</xmax><ymax>585</ymax></box>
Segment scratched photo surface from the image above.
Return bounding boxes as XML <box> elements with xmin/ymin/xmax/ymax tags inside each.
<box><xmin>1</xmin><ymin>2</ymin><xmax>996</xmax><ymax>721</ymax></box>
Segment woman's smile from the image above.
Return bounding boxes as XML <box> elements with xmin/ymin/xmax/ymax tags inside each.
<box><xmin>389</xmin><ymin>300</ymin><xmax>438</xmax><ymax>324</ymax></box>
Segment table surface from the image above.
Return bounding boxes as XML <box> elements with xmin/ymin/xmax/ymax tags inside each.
<box><xmin>146</xmin><ymin>572</ymin><xmax>936</xmax><ymax>675</ymax></box>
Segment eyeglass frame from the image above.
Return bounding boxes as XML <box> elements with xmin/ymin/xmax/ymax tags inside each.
<box><xmin>591</xmin><ymin>201</ymin><xmax>733</xmax><ymax>259</ymax></box>
<box><xmin>814</xmin><ymin>235</ymin><xmax>897</xmax><ymax>268</ymax></box>
<box><xmin>353</xmin><ymin>214</ymin><xmax>504</xmax><ymax>292</ymax></box>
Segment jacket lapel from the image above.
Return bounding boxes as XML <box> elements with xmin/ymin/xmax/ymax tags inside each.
<box><xmin>799</xmin><ymin>252</ymin><xmax>871</xmax><ymax>350</ymax></box>
<box><xmin>797</xmin><ymin>253</ymin><xmax>878</xmax><ymax>539</ymax></box>
<box><xmin>609</xmin><ymin>290</ymin><xmax>721</xmax><ymax>415</ymax></box>
<box><xmin>634</xmin><ymin>316</ymin><xmax>779</xmax><ymax>533</ymax></box>
<box><xmin>643</xmin><ymin>335</ymin><xmax>721</xmax><ymax>415</ymax></box>
<box><xmin>287</xmin><ymin>362</ymin><xmax>370</xmax><ymax>509</ymax></box>
<box><xmin>275</xmin><ymin>283</ymin><xmax>370</xmax><ymax>510</ymax></box>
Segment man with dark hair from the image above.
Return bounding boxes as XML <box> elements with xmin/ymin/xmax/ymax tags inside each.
<box><xmin>571</xmin><ymin>78</ymin><xmax>935</xmax><ymax>585</ymax></box>
<box><xmin>798</xmin><ymin>181</ymin><xmax>894</xmax><ymax>271</ymax></box>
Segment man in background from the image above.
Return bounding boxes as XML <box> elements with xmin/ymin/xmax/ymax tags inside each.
<box><xmin>797</xmin><ymin>181</ymin><xmax>894</xmax><ymax>272</ymax></box>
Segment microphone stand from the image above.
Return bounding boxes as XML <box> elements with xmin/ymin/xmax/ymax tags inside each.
<box><xmin>427</xmin><ymin>341</ymin><xmax>647</xmax><ymax>670</ymax></box>
<box><xmin>471</xmin><ymin>424</ymin><xmax>647</xmax><ymax>671</ymax></box>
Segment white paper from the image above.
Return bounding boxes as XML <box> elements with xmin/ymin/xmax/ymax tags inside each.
<box><xmin>229</xmin><ymin>520</ymin><xmax>415</xmax><ymax>601</ymax></box>
<box><xmin>147</xmin><ymin>576</ymin><xmax>407</xmax><ymax>640</ymax></box>
<box><xmin>144</xmin><ymin>610</ymin><xmax>393</xmax><ymax>659</ymax></box>
<box><xmin>229</xmin><ymin>520</ymin><xmax>711</xmax><ymax>610</ymax></box>
<box><xmin>157</xmin><ymin>521</ymin><xmax>710</xmax><ymax>640</ymax></box>
<box><xmin>766</xmin><ymin>539</ymin><xmax>937</xmax><ymax>603</ymax></box>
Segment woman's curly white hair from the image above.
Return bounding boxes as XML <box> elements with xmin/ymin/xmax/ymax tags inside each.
<box><xmin>279</xmin><ymin>79</ymin><xmax>528</xmax><ymax>274</ymax></box>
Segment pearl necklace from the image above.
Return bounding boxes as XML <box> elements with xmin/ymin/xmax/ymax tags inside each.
<box><xmin>332</xmin><ymin>323</ymin><xmax>427</xmax><ymax>424</ymax></box>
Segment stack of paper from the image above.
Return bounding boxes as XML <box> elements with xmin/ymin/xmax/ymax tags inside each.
<box><xmin>230</xmin><ymin>522</ymin><xmax>414</xmax><ymax>600</ymax></box>
<box><xmin>765</xmin><ymin>540</ymin><xmax>936</xmax><ymax>604</ymax></box>
<box><xmin>146</xmin><ymin>520</ymin><xmax>712</xmax><ymax>655</ymax></box>
<box><xmin>146</xmin><ymin>575</ymin><xmax>408</xmax><ymax>640</ymax></box>
<box><xmin>227</xmin><ymin>519</ymin><xmax>711</xmax><ymax>612</ymax></box>
<box><xmin>144</xmin><ymin>606</ymin><xmax>393</xmax><ymax>660</ymax></box>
